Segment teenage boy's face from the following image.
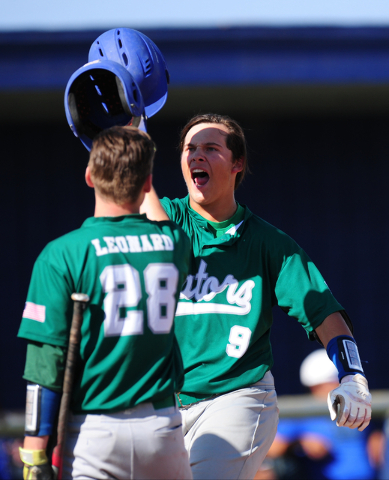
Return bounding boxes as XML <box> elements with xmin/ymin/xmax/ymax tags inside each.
<box><xmin>181</xmin><ymin>123</ymin><xmax>241</xmax><ymax>210</ymax></box>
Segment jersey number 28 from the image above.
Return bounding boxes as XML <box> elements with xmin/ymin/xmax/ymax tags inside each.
<box><xmin>100</xmin><ymin>263</ymin><xmax>179</xmax><ymax>337</ymax></box>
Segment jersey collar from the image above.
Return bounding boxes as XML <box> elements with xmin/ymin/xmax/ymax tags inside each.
<box><xmin>184</xmin><ymin>195</ymin><xmax>252</xmax><ymax>247</ymax></box>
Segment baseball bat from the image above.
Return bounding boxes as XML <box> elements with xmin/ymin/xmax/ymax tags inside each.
<box><xmin>52</xmin><ymin>293</ymin><xmax>89</xmax><ymax>479</ymax></box>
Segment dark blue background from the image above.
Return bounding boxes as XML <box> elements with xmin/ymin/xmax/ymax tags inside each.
<box><xmin>2</xmin><ymin>112</ymin><xmax>388</xmax><ymax>409</ymax></box>
<box><xmin>1</xmin><ymin>26</ymin><xmax>388</xmax><ymax>409</ymax></box>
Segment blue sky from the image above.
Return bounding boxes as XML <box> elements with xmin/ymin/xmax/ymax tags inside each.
<box><xmin>2</xmin><ymin>0</ymin><xmax>389</xmax><ymax>31</ymax></box>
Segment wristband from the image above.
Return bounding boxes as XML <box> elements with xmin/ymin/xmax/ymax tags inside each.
<box><xmin>25</xmin><ymin>383</ymin><xmax>61</xmax><ymax>436</ymax></box>
<box><xmin>19</xmin><ymin>448</ymin><xmax>48</xmax><ymax>466</ymax></box>
<box><xmin>326</xmin><ymin>335</ymin><xmax>365</xmax><ymax>382</ymax></box>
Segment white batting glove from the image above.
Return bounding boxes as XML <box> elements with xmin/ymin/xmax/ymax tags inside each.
<box><xmin>327</xmin><ymin>374</ymin><xmax>372</xmax><ymax>431</ymax></box>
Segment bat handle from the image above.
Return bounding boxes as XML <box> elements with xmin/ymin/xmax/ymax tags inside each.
<box><xmin>54</xmin><ymin>292</ymin><xmax>89</xmax><ymax>480</ymax></box>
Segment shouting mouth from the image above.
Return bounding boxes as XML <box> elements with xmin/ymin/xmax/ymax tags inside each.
<box><xmin>192</xmin><ymin>168</ymin><xmax>210</xmax><ymax>187</ymax></box>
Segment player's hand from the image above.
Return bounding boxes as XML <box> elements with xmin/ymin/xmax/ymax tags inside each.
<box><xmin>19</xmin><ymin>448</ymin><xmax>57</xmax><ymax>480</ymax></box>
<box><xmin>327</xmin><ymin>373</ymin><xmax>372</xmax><ymax>431</ymax></box>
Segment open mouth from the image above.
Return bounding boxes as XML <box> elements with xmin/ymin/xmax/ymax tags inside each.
<box><xmin>191</xmin><ymin>168</ymin><xmax>210</xmax><ymax>187</ymax></box>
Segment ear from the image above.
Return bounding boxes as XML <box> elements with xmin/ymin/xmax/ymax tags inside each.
<box><xmin>232</xmin><ymin>157</ymin><xmax>244</xmax><ymax>174</ymax></box>
<box><xmin>85</xmin><ymin>166</ymin><xmax>94</xmax><ymax>188</ymax></box>
<box><xmin>143</xmin><ymin>174</ymin><xmax>152</xmax><ymax>193</ymax></box>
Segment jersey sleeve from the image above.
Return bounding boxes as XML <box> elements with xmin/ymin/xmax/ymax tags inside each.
<box><xmin>160</xmin><ymin>221</ymin><xmax>191</xmax><ymax>287</ymax></box>
<box><xmin>174</xmin><ymin>224</ymin><xmax>191</xmax><ymax>275</ymax></box>
<box><xmin>160</xmin><ymin>197</ymin><xmax>197</xmax><ymax>237</ymax></box>
<box><xmin>160</xmin><ymin>197</ymin><xmax>175</xmax><ymax>220</ymax></box>
<box><xmin>23</xmin><ymin>342</ymin><xmax>66</xmax><ymax>391</ymax></box>
<box><xmin>274</xmin><ymin>246</ymin><xmax>344</xmax><ymax>336</ymax></box>
<box><xmin>18</xmin><ymin>248</ymin><xmax>74</xmax><ymax>348</ymax></box>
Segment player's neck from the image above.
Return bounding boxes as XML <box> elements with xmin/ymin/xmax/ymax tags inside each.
<box><xmin>189</xmin><ymin>197</ymin><xmax>238</xmax><ymax>222</ymax></box>
<box><xmin>94</xmin><ymin>195</ymin><xmax>141</xmax><ymax>217</ymax></box>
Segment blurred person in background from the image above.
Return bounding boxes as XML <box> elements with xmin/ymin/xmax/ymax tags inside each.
<box><xmin>376</xmin><ymin>416</ymin><xmax>389</xmax><ymax>479</ymax></box>
<box><xmin>255</xmin><ymin>349</ymin><xmax>377</xmax><ymax>480</ymax></box>
<box><xmin>0</xmin><ymin>439</ymin><xmax>11</xmax><ymax>479</ymax></box>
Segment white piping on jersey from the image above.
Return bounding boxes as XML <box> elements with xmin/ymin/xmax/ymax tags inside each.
<box><xmin>178</xmin><ymin>259</ymin><xmax>255</xmax><ymax>316</ymax></box>
<box><xmin>176</xmin><ymin>301</ymin><xmax>252</xmax><ymax>316</ymax></box>
<box><xmin>225</xmin><ymin>220</ymin><xmax>244</xmax><ymax>236</ymax></box>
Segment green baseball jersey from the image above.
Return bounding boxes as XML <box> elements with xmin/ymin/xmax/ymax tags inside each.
<box><xmin>160</xmin><ymin>196</ymin><xmax>344</xmax><ymax>404</ymax></box>
<box><xmin>18</xmin><ymin>214</ymin><xmax>190</xmax><ymax>414</ymax></box>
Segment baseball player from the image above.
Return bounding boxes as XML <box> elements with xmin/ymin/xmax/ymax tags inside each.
<box><xmin>18</xmin><ymin>127</ymin><xmax>193</xmax><ymax>480</ymax></box>
<box><xmin>140</xmin><ymin>113</ymin><xmax>372</xmax><ymax>480</ymax></box>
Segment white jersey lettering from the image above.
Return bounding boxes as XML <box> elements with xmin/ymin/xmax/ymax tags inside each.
<box><xmin>161</xmin><ymin>234</ymin><xmax>174</xmax><ymax>251</ymax></box>
<box><xmin>115</xmin><ymin>236</ymin><xmax>129</xmax><ymax>253</ymax></box>
<box><xmin>104</xmin><ymin>236</ymin><xmax>120</xmax><ymax>254</ymax></box>
<box><xmin>140</xmin><ymin>235</ymin><xmax>154</xmax><ymax>252</ymax></box>
<box><xmin>126</xmin><ymin>235</ymin><xmax>142</xmax><ymax>252</ymax></box>
<box><xmin>91</xmin><ymin>234</ymin><xmax>175</xmax><ymax>256</ymax></box>
<box><xmin>150</xmin><ymin>234</ymin><xmax>165</xmax><ymax>251</ymax></box>
<box><xmin>178</xmin><ymin>260</ymin><xmax>254</xmax><ymax>316</ymax></box>
<box><xmin>91</xmin><ymin>239</ymin><xmax>108</xmax><ymax>256</ymax></box>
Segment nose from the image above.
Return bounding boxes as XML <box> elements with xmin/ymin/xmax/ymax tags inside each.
<box><xmin>189</xmin><ymin>147</ymin><xmax>206</xmax><ymax>162</ymax></box>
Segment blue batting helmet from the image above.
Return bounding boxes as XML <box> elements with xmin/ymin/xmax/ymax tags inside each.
<box><xmin>64</xmin><ymin>60</ymin><xmax>145</xmax><ymax>151</ymax></box>
<box><xmin>88</xmin><ymin>28</ymin><xmax>169</xmax><ymax>118</ymax></box>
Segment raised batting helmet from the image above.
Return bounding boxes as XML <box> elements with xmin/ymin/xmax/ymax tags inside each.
<box><xmin>88</xmin><ymin>28</ymin><xmax>169</xmax><ymax>118</ymax></box>
<box><xmin>64</xmin><ymin>60</ymin><xmax>145</xmax><ymax>151</ymax></box>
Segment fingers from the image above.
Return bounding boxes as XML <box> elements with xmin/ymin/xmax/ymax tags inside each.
<box><xmin>334</xmin><ymin>395</ymin><xmax>350</xmax><ymax>427</ymax></box>
<box><xmin>357</xmin><ymin>406</ymin><xmax>372</xmax><ymax>432</ymax></box>
<box><xmin>328</xmin><ymin>376</ymin><xmax>372</xmax><ymax>432</ymax></box>
<box><xmin>335</xmin><ymin>396</ymin><xmax>371</xmax><ymax>430</ymax></box>
<box><xmin>358</xmin><ymin>414</ymin><xmax>371</xmax><ymax>432</ymax></box>
<box><xmin>327</xmin><ymin>393</ymin><xmax>338</xmax><ymax>421</ymax></box>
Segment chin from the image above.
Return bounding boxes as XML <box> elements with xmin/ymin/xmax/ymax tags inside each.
<box><xmin>188</xmin><ymin>188</ymin><xmax>208</xmax><ymax>203</ymax></box>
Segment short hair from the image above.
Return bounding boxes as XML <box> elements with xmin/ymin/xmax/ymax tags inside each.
<box><xmin>178</xmin><ymin>113</ymin><xmax>248</xmax><ymax>190</ymax></box>
<box><xmin>89</xmin><ymin>126</ymin><xmax>155</xmax><ymax>204</ymax></box>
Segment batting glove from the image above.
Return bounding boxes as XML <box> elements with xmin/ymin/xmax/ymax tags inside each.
<box><xmin>19</xmin><ymin>448</ymin><xmax>57</xmax><ymax>480</ymax></box>
<box><xmin>327</xmin><ymin>373</ymin><xmax>372</xmax><ymax>431</ymax></box>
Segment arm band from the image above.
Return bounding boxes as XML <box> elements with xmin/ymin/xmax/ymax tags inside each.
<box><xmin>25</xmin><ymin>383</ymin><xmax>61</xmax><ymax>436</ymax></box>
<box><xmin>326</xmin><ymin>335</ymin><xmax>365</xmax><ymax>382</ymax></box>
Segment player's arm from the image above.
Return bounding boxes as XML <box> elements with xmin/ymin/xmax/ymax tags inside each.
<box><xmin>140</xmin><ymin>185</ymin><xmax>169</xmax><ymax>221</ymax></box>
<box><xmin>19</xmin><ymin>343</ymin><xmax>65</xmax><ymax>480</ymax></box>
<box><xmin>314</xmin><ymin>311</ymin><xmax>351</xmax><ymax>347</ymax></box>
<box><xmin>315</xmin><ymin>312</ymin><xmax>372</xmax><ymax>432</ymax></box>
<box><xmin>20</xmin><ymin>383</ymin><xmax>61</xmax><ymax>480</ymax></box>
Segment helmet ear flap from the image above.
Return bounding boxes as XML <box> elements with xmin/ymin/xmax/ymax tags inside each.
<box><xmin>115</xmin><ymin>76</ymin><xmax>143</xmax><ymax>119</ymax></box>
<box><xmin>115</xmin><ymin>76</ymin><xmax>133</xmax><ymax>117</ymax></box>
<box><xmin>67</xmin><ymin>91</ymin><xmax>82</xmax><ymax>134</ymax></box>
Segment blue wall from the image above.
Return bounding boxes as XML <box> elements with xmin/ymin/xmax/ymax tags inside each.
<box><xmin>1</xmin><ymin>26</ymin><xmax>389</xmax><ymax>91</ymax></box>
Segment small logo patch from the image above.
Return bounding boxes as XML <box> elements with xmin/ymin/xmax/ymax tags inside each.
<box><xmin>23</xmin><ymin>302</ymin><xmax>46</xmax><ymax>323</ymax></box>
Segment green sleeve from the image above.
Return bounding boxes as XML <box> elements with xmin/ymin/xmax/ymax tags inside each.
<box><xmin>160</xmin><ymin>197</ymin><xmax>174</xmax><ymax>220</ymax></box>
<box><xmin>275</xmin><ymin>251</ymin><xmax>344</xmax><ymax>336</ymax></box>
<box><xmin>18</xmin><ymin>250</ymin><xmax>74</xmax><ymax>347</ymax></box>
<box><xmin>23</xmin><ymin>341</ymin><xmax>66</xmax><ymax>391</ymax></box>
<box><xmin>160</xmin><ymin>197</ymin><xmax>191</xmax><ymax>229</ymax></box>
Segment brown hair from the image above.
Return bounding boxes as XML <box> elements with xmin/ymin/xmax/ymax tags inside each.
<box><xmin>178</xmin><ymin>113</ymin><xmax>248</xmax><ymax>190</ymax></box>
<box><xmin>89</xmin><ymin>126</ymin><xmax>155</xmax><ymax>204</ymax></box>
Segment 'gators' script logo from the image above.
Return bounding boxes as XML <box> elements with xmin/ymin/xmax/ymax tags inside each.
<box><xmin>177</xmin><ymin>260</ymin><xmax>255</xmax><ymax>316</ymax></box>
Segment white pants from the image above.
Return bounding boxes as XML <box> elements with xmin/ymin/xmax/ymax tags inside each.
<box><xmin>63</xmin><ymin>402</ymin><xmax>192</xmax><ymax>480</ymax></box>
<box><xmin>180</xmin><ymin>371</ymin><xmax>279</xmax><ymax>480</ymax></box>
